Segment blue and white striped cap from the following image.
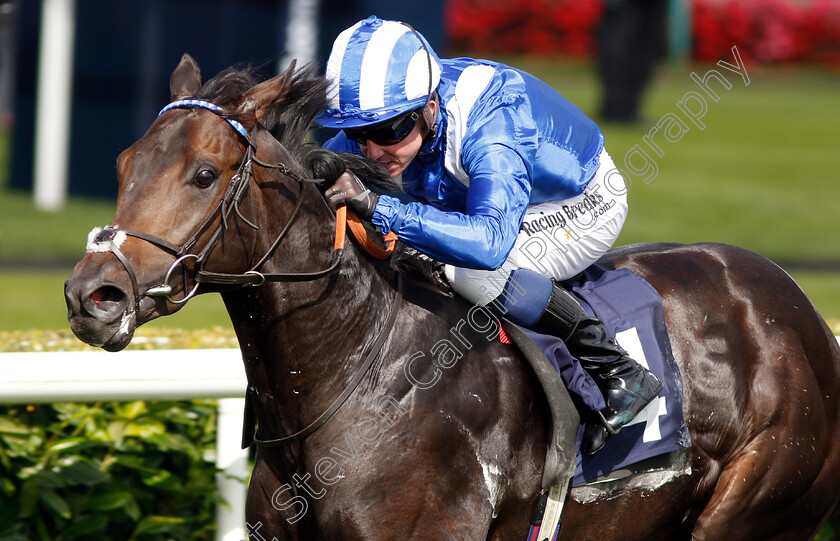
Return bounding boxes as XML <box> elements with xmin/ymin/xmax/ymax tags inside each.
<box><xmin>316</xmin><ymin>16</ymin><xmax>442</xmax><ymax>129</ymax></box>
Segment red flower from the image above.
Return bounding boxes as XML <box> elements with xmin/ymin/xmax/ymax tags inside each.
<box><xmin>447</xmin><ymin>0</ymin><xmax>840</xmax><ymax>66</ymax></box>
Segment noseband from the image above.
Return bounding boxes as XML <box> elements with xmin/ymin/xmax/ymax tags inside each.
<box><xmin>86</xmin><ymin>99</ymin><xmax>345</xmax><ymax>318</ymax></box>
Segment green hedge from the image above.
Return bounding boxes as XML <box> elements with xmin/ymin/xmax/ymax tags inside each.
<box><xmin>0</xmin><ymin>400</ymin><xmax>221</xmax><ymax>541</ymax></box>
<box><xmin>0</xmin><ymin>330</ymin><xmax>241</xmax><ymax>541</ymax></box>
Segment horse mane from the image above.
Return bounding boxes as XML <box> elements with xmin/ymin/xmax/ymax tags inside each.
<box><xmin>196</xmin><ymin>62</ymin><xmax>447</xmax><ymax>291</ymax></box>
<box><xmin>195</xmin><ymin>62</ymin><xmax>322</xmax><ymax>152</ymax></box>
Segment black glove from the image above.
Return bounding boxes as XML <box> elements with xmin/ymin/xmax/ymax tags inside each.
<box><xmin>325</xmin><ymin>171</ymin><xmax>380</xmax><ymax>220</ymax></box>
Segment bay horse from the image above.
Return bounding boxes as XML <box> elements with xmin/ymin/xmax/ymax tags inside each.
<box><xmin>65</xmin><ymin>55</ymin><xmax>840</xmax><ymax>540</ymax></box>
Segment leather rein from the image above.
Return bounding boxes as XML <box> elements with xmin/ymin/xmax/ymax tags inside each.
<box><xmin>89</xmin><ymin>99</ymin><xmax>402</xmax><ymax>448</ymax></box>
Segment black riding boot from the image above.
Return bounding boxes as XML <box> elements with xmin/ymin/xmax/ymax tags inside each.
<box><xmin>532</xmin><ymin>283</ymin><xmax>664</xmax><ymax>455</ymax></box>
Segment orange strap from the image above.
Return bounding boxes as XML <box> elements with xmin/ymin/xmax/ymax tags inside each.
<box><xmin>334</xmin><ymin>206</ymin><xmax>347</xmax><ymax>250</ymax></box>
<box><xmin>338</xmin><ymin>206</ymin><xmax>397</xmax><ymax>259</ymax></box>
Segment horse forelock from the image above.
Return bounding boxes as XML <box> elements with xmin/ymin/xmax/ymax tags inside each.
<box><xmin>195</xmin><ymin>63</ymin><xmax>329</xmax><ymax>161</ymax></box>
<box><xmin>195</xmin><ymin>65</ymin><xmax>260</xmax><ymax>107</ymax></box>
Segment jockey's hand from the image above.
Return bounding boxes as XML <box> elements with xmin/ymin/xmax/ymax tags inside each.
<box><xmin>325</xmin><ymin>171</ymin><xmax>379</xmax><ymax>220</ymax></box>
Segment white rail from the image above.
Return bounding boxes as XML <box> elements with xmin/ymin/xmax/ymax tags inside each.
<box><xmin>0</xmin><ymin>349</ymin><xmax>248</xmax><ymax>541</ymax></box>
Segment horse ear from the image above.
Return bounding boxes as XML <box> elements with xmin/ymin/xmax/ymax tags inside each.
<box><xmin>170</xmin><ymin>54</ymin><xmax>202</xmax><ymax>101</ymax></box>
<box><xmin>233</xmin><ymin>59</ymin><xmax>298</xmax><ymax>130</ymax></box>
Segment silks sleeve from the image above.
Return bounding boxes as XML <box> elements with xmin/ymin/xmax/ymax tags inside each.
<box><xmin>373</xmin><ymin>143</ymin><xmax>533</xmax><ymax>270</ymax></box>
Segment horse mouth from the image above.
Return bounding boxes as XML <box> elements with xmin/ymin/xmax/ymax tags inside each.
<box><xmin>68</xmin><ymin>308</ymin><xmax>137</xmax><ymax>352</ymax></box>
<box><xmin>66</xmin><ymin>280</ymin><xmax>138</xmax><ymax>352</ymax></box>
<box><xmin>101</xmin><ymin>309</ymin><xmax>137</xmax><ymax>351</ymax></box>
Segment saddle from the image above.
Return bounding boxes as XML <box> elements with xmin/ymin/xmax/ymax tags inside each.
<box><xmin>386</xmin><ymin>236</ymin><xmax>689</xmax><ymax>486</ymax></box>
<box><xmin>506</xmin><ymin>266</ymin><xmax>690</xmax><ymax>487</ymax></box>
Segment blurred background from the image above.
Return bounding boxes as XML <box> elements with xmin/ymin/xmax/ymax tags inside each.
<box><xmin>0</xmin><ymin>0</ymin><xmax>838</xmax><ymax>333</ymax></box>
<box><xmin>0</xmin><ymin>1</ymin><xmax>839</xmax><ymax>539</ymax></box>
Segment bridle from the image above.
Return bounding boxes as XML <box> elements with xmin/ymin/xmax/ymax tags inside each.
<box><xmin>89</xmin><ymin>98</ymin><xmax>402</xmax><ymax>448</ymax></box>
<box><xmin>87</xmin><ymin>99</ymin><xmax>344</xmax><ymax>318</ymax></box>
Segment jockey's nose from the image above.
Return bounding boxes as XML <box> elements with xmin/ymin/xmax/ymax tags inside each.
<box><xmin>364</xmin><ymin>141</ymin><xmax>385</xmax><ymax>160</ymax></box>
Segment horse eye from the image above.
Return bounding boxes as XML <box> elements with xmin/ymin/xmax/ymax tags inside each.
<box><xmin>194</xmin><ymin>169</ymin><xmax>217</xmax><ymax>187</ymax></box>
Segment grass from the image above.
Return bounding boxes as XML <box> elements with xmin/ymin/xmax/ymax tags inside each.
<box><xmin>0</xmin><ymin>191</ymin><xmax>117</xmax><ymax>261</ymax></box>
<box><xmin>0</xmin><ymin>129</ymin><xmax>7</xmax><ymax>189</ymax></box>
<box><xmin>789</xmin><ymin>271</ymin><xmax>840</xmax><ymax>327</ymax></box>
<box><xmin>1</xmin><ymin>59</ymin><xmax>839</xmax><ymax>332</ymax></box>
<box><xmin>0</xmin><ymin>191</ymin><xmax>232</xmax><ymax>331</ymax></box>
<box><xmin>0</xmin><ymin>269</ymin><xmax>232</xmax><ymax>332</ymax></box>
<box><xmin>515</xmin><ymin>58</ymin><xmax>840</xmax><ymax>260</ymax></box>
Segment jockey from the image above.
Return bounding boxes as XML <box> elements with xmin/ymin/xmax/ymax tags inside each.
<box><xmin>317</xmin><ymin>15</ymin><xmax>662</xmax><ymax>454</ymax></box>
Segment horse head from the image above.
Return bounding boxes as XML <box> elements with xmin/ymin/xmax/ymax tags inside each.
<box><xmin>65</xmin><ymin>54</ymin><xmax>333</xmax><ymax>351</ymax></box>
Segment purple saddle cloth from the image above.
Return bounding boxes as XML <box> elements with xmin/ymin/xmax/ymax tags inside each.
<box><xmin>517</xmin><ymin>265</ymin><xmax>690</xmax><ymax>486</ymax></box>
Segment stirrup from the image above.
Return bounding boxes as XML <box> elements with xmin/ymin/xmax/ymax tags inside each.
<box><xmin>528</xmin><ymin>483</ymin><xmax>569</xmax><ymax>541</ymax></box>
<box><xmin>582</xmin><ymin>374</ymin><xmax>663</xmax><ymax>455</ymax></box>
<box><xmin>595</xmin><ymin>409</ymin><xmax>620</xmax><ymax>437</ymax></box>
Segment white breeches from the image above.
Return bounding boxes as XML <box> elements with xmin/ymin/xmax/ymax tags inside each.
<box><xmin>445</xmin><ymin>148</ymin><xmax>628</xmax><ymax>306</ymax></box>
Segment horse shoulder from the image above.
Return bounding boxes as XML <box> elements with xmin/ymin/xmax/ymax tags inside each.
<box><xmin>376</xmin><ymin>278</ymin><xmax>548</xmax><ymax>532</ymax></box>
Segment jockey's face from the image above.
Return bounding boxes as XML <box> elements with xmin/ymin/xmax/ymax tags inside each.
<box><xmin>359</xmin><ymin>100</ymin><xmax>437</xmax><ymax>178</ymax></box>
<box><xmin>359</xmin><ymin>125</ymin><xmax>423</xmax><ymax>177</ymax></box>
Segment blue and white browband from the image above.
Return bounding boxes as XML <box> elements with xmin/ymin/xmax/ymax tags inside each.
<box><xmin>158</xmin><ymin>99</ymin><xmax>249</xmax><ymax>138</ymax></box>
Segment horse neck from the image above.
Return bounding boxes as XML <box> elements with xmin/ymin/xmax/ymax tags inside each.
<box><xmin>222</xmin><ymin>134</ymin><xmax>396</xmax><ymax>440</ymax></box>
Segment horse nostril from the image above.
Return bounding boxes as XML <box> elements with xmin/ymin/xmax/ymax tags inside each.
<box><xmin>81</xmin><ymin>284</ymin><xmax>129</xmax><ymax>320</ymax></box>
<box><xmin>91</xmin><ymin>285</ymin><xmax>125</xmax><ymax>306</ymax></box>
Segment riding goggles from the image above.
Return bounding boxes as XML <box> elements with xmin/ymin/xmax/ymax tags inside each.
<box><xmin>344</xmin><ymin>109</ymin><xmax>421</xmax><ymax>146</ymax></box>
